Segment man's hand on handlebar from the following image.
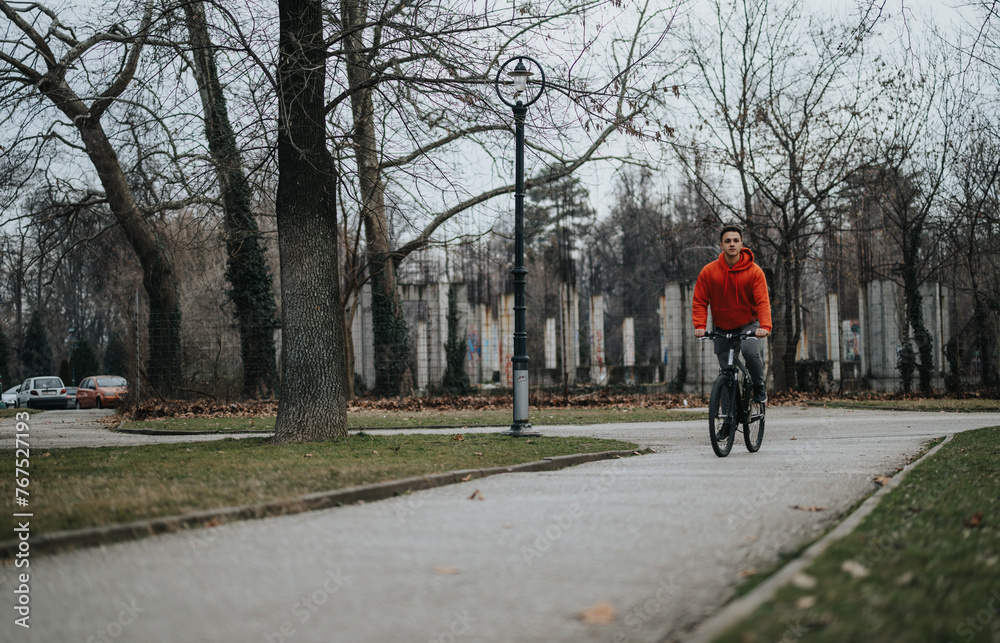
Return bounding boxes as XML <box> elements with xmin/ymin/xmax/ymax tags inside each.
<box><xmin>695</xmin><ymin>328</ymin><xmax>706</xmax><ymax>338</ymax></box>
<box><xmin>756</xmin><ymin>328</ymin><xmax>769</xmax><ymax>338</ymax></box>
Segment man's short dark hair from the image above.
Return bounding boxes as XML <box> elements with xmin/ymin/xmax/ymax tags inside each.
<box><xmin>719</xmin><ymin>225</ymin><xmax>743</xmax><ymax>242</ymax></box>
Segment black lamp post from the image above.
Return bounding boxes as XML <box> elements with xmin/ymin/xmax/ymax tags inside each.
<box><xmin>495</xmin><ymin>56</ymin><xmax>545</xmax><ymax>436</ymax></box>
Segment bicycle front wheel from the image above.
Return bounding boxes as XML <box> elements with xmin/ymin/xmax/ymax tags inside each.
<box><xmin>708</xmin><ymin>375</ymin><xmax>735</xmax><ymax>457</ymax></box>
<box><xmin>744</xmin><ymin>400</ymin><xmax>765</xmax><ymax>452</ymax></box>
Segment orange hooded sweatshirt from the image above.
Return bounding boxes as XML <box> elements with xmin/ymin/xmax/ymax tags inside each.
<box><xmin>692</xmin><ymin>247</ymin><xmax>772</xmax><ymax>332</ymax></box>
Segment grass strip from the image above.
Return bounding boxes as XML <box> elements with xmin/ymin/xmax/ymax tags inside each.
<box><xmin>713</xmin><ymin>425</ymin><xmax>1000</xmax><ymax>643</ymax></box>
<box><xmin>119</xmin><ymin>407</ymin><xmax>705</xmax><ymax>433</ymax></box>
<box><xmin>0</xmin><ymin>433</ymin><xmax>638</xmax><ymax>537</ymax></box>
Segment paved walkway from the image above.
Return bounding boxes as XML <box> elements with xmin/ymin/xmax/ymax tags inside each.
<box><xmin>2</xmin><ymin>407</ymin><xmax>996</xmax><ymax>643</ymax></box>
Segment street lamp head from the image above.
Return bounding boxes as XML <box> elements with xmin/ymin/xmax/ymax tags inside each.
<box><xmin>508</xmin><ymin>59</ymin><xmax>533</xmax><ymax>97</ymax></box>
<box><xmin>494</xmin><ymin>56</ymin><xmax>545</xmax><ymax>109</ymax></box>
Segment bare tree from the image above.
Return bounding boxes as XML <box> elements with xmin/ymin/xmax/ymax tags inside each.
<box><xmin>181</xmin><ymin>0</ymin><xmax>279</xmax><ymax>399</ymax></box>
<box><xmin>0</xmin><ymin>0</ymin><xmax>184</xmax><ymax>393</ymax></box>
<box><xmin>676</xmin><ymin>0</ymin><xmax>880</xmax><ymax>390</ymax></box>
<box><xmin>331</xmin><ymin>0</ymin><xmax>681</xmax><ymax>395</ymax></box>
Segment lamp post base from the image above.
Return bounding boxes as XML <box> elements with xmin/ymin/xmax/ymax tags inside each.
<box><xmin>502</xmin><ymin>422</ymin><xmax>541</xmax><ymax>437</ymax></box>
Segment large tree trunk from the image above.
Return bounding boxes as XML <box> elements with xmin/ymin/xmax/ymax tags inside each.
<box><xmin>183</xmin><ymin>0</ymin><xmax>279</xmax><ymax>399</ymax></box>
<box><xmin>273</xmin><ymin>0</ymin><xmax>348</xmax><ymax>441</ymax></box>
<box><xmin>342</xmin><ymin>0</ymin><xmax>409</xmax><ymax>397</ymax></box>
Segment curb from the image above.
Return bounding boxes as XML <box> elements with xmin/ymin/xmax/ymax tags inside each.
<box><xmin>680</xmin><ymin>433</ymin><xmax>953</xmax><ymax>643</ymax></box>
<box><xmin>0</xmin><ymin>448</ymin><xmax>645</xmax><ymax>559</ymax></box>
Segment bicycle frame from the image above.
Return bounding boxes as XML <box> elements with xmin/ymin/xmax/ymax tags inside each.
<box><xmin>704</xmin><ymin>330</ymin><xmax>759</xmax><ymax>427</ymax></box>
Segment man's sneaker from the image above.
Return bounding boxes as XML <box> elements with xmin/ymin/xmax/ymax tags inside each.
<box><xmin>753</xmin><ymin>386</ymin><xmax>767</xmax><ymax>404</ymax></box>
<box><xmin>715</xmin><ymin>422</ymin><xmax>730</xmax><ymax>441</ymax></box>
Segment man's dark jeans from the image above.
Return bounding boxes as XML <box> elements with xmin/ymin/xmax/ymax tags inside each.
<box><xmin>713</xmin><ymin>321</ymin><xmax>765</xmax><ymax>389</ymax></box>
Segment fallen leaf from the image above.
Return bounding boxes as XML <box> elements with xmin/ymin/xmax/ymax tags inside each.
<box><xmin>895</xmin><ymin>572</ymin><xmax>915</xmax><ymax>586</ymax></box>
<box><xmin>468</xmin><ymin>489</ymin><xmax>484</xmax><ymax>500</ymax></box>
<box><xmin>791</xmin><ymin>505</ymin><xmax>827</xmax><ymax>512</ymax></box>
<box><xmin>372</xmin><ymin>450</ymin><xmax>379</xmax><ymax>455</ymax></box>
<box><xmin>577</xmin><ymin>602</ymin><xmax>616</xmax><ymax>625</ymax></box>
<box><xmin>474</xmin><ymin>452</ymin><xmax>483</xmax><ymax>456</ymax></box>
<box><xmin>304</xmin><ymin>453</ymin><xmax>313</xmax><ymax>457</ymax></box>
<box><xmin>792</xmin><ymin>573</ymin><xmax>817</xmax><ymax>589</ymax></box>
<box><xmin>460</xmin><ymin>474</ymin><xmax>473</xmax><ymax>482</ymax></box>
<box><xmin>203</xmin><ymin>518</ymin><xmax>223</xmax><ymax>528</ymax></box>
<box><xmin>432</xmin><ymin>566</ymin><xmax>460</xmax><ymax>575</ymax></box>
<box><xmin>841</xmin><ymin>560</ymin><xmax>869</xmax><ymax>579</ymax></box>
<box><xmin>795</xmin><ymin>596</ymin><xmax>817</xmax><ymax>610</ymax></box>
<box><xmin>739</xmin><ymin>567</ymin><xmax>758</xmax><ymax>578</ymax></box>
<box><xmin>873</xmin><ymin>475</ymin><xmax>892</xmax><ymax>487</ymax></box>
<box><xmin>453</xmin><ymin>434</ymin><xmax>465</xmax><ymax>441</ymax></box>
<box><xmin>964</xmin><ymin>512</ymin><xmax>984</xmax><ymax>528</ymax></box>
<box><xmin>790</xmin><ymin>437</ymin><xmax>797</xmax><ymax>440</ymax></box>
<box><xmin>42</xmin><ymin>452</ymin><xmax>51</xmax><ymax>457</ymax></box>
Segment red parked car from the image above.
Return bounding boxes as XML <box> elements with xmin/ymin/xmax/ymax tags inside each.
<box><xmin>75</xmin><ymin>376</ymin><xmax>127</xmax><ymax>409</ymax></box>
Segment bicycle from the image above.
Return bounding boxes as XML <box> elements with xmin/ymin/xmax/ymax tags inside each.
<box><xmin>700</xmin><ymin>329</ymin><xmax>766</xmax><ymax>457</ymax></box>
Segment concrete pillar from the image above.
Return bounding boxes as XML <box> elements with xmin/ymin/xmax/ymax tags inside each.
<box><xmin>351</xmin><ymin>283</ymin><xmax>376</xmax><ymax>391</ymax></box>
<box><xmin>857</xmin><ymin>287</ymin><xmax>867</xmax><ymax>378</ymax></box>
<box><xmin>663</xmin><ymin>283</ymin><xmax>693</xmax><ymax>390</ymax></box>
<box><xmin>623</xmin><ymin>317</ymin><xmax>635</xmax><ymax>367</ymax></box>
<box><xmin>416</xmin><ymin>320</ymin><xmax>428</xmax><ymax>391</ymax></box>
<box><xmin>865</xmin><ymin>279</ymin><xmax>903</xmax><ymax>387</ymax></box>
<box><xmin>434</xmin><ymin>281</ymin><xmax>448</xmax><ymax>385</ymax></box>
<box><xmin>589</xmin><ymin>295</ymin><xmax>607</xmax><ymax>385</ymax></box>
<box><xmin>559</xmin><ymin>282</ymin><xmax>578</xmax><ymax>385</ymax></box>
<box><xmin>545</xmin><ymin>318</ymin><xmax>557</xmax><ymax>369</ymax></box>
<box><xmin>563</xmin><ymin>283</ymin><xmax>580</xmax><ymax>384</ymax></box>
<box><xmin>482</xmin><ymin>305</ymin><xmax>496</xmax><ymax>384</ymax></box>
<box><xmin>826</xmin><ymin>293</ymin><xmax>841</xmax><ymax>381</ymax></box>
<box><xmin>468</xmin><ymin>303</ymin><xmax>485</xmax><ymax>384</ymax></box>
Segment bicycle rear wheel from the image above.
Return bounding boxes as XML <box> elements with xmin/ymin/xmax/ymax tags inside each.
<box><xmin>743</xmin><ymin>400</ymin><xmax>765</xmax><ymax>452</ymax></box>
<box><xmin>708</xmin><ymin>375</ymin><xmax>735</xmax><ymax>457</ymax></box>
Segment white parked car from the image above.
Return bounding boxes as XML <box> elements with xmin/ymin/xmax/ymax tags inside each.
<box><xmin>3</xmin><ymin>385</ymin><xmax>21</xmax><ymax>408</ymax></box>
<box><xmin>15</xmin><ymin>376</ymin><xmax>68</xmax><ymax>409</ymax></box>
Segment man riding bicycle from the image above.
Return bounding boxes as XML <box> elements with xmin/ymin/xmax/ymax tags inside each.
<box><xmin>693</xmin><ymin>225</ymin><xmax>772</xmax><ymax>403</ymax></box>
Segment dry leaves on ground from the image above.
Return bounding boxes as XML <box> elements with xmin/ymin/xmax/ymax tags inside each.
<box><xmin>791</xmin><ymin>505</ymin><xmax>827</xmax><ymax>512</ymax></box>
<box><xmin>964</xmin><ymin>512</ymin><xmax>984</xmax><ymax>528</ymax></box>
<box><xmin>841</xmin><ymin>560</ymin><xmax>869</xmax><ymax>579</ymax></box>
<box><xmin>577</xmin><ymin>602</ymin><xmax>616</xmax><ymax>625</ymax></box>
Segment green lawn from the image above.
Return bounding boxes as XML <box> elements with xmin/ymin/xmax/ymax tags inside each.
<box><xmin>714</xmin><ymin>425</ymin><xmax>1000</xmax><ymax>643</ymax></box>
<box><xmin>120</xmin><ymin>407</ymin><xmax>705</xmax><ymax>433</ymax></box>
<box><xmin>0</xmin><ymin>433</ymin><xmax>640</xmax><ymax>537</ymax></box>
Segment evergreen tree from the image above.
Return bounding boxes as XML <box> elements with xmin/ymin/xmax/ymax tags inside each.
<box><xmin>21</xmin><ymin>310</ymin><xmax>52</xmax><ymax>378</ymax></box>
<box><xmin>103</xmin><ymin>332</ymin><xmax>130</xmax><ymax>377</ymax></box>
<box><xmin>0</xmin><ymin>323</ymin><xmax>10</xmax><ymax>386</ymax></box>
<box><xmin>439</xmin><ymin>283</ymin><xmax>471</xmax><ymax>395</ymax></box>
<box><xmin>71</xmin><ymin>338</ymin><xmax>101</xmax><ymax>382</ymax></box>
<box><xmin>59</xmin><ymin>358</ymin><xmax>72</xmax><ymax>385</ymax></box>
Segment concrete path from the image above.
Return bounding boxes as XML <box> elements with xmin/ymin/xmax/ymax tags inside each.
<box><xmin>0</xmin><ymin>409</ymin><xmax>263</xmax><ymax>448</ymax></box>
<box><xmin>1</xmin><ymin>407</ymin><xmax>996</xmax><ymax>643</ymax></box>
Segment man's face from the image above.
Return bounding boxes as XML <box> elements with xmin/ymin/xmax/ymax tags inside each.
<box><xmin>720</xmin><ymin>232</ymin><xmax>743</xmax><ymax>259</ymax></box>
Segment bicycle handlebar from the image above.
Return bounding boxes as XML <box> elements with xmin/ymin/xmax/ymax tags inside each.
<box><xmin>699</xmin><ymin>329</ymin><xmax>759</xmax><ymax>341</ymax></box>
